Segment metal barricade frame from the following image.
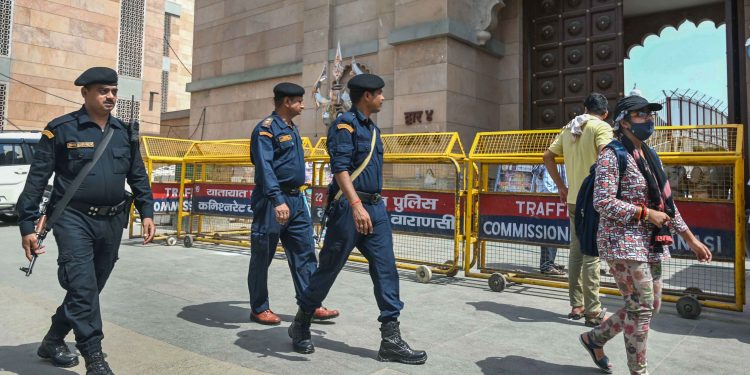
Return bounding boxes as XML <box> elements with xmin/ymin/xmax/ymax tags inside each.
<box><xmin>464</xmin><ymin>125</ymin><xmax>745</xmax><ymax>317</ymax></box>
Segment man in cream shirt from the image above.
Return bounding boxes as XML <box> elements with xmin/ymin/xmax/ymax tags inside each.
<box><xmin>543</xmin><ymin>92</ymin><xmax>613</xmax><ymax>327</ymax></box>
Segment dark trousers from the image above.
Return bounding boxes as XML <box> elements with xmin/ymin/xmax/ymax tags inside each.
<box><xmin>297</xmin><ymin>198</ymin><xmax>403</xmax><ymax>322</ymax></box>
<box><xmin>248</xmin><ymin>193</ymin><xmax>318</xmax><ymax>313</ymax></box>
<box><xmin>47</xmin><ymin>207</ymin><xmax>123</xmax><ymax>355</ymax></box>
<box><xmin>540</xmin><ymin>246</ymin><xmax>558</xmax><ymax>271</ymax></box>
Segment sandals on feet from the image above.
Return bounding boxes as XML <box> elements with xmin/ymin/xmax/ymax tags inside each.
<box><xmin>584</xmin><ymin>308</ymin><xmax>607</xmax><ymax>327</ymax></box>
<box><xmin>579</xmin><ymin>332</ymin><xmax>613</xmax><ymax>374</ymax></box>
<box><xmin>567</xmin><ymin>309</ymin><xmax>585</xmax><ymax>320</ymax></box>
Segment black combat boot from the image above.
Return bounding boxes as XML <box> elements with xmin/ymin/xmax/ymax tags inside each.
<box><xmin>288</xmin><ymin>309</ymin><xmax>315</xmax><ymax>354</ymax></box>
<box><xmin>377</xmin><ymin>321</ymin><xmax>427</xmax><ymax>365</ymax></box>
<box><xmin>84</xmin><ymin>351</ymin><xmax>114</xmax><ymax>375</ymax></box>
<box><xmin>37</xmin><ymin>336</ymin><xmax>79</xmax><ymax>368</ymax></box>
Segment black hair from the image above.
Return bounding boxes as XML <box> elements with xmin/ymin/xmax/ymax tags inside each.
<box><xmin>584</xmin><ymin>92</ymin><xmax>608</xmax><ymax>115</ymax></box>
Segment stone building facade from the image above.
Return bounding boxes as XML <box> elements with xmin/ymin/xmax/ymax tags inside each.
<box><xmin>0</xmin><ymin>0</ymin><xmax>194</xmax><ymax>135</ymax></box>
<box><xmin>188</xmin><ymin>0</ymin><xmax>520</xmax><ymax>145</ymax></box>
<box><xmin>188</xmin><ymin>0</ymin><xmax>748</xmax><ymax>151</ymax></box>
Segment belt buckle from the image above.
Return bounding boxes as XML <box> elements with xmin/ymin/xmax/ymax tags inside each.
<box><xmin>371</xmin><ymin>193</ymin><xmax>381</xmax><ymax>204</ymax></box>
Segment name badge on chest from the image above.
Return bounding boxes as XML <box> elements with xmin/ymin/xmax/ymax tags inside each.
<box><xmin>67</xmin><ymin>142</ymin><xmax>95</xmax><ymax>149</ymax></box>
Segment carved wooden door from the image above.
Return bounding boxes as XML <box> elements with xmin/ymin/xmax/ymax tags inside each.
<box><xmin>526</xmin><ymin>0</ymin><xmax>623</xmax><ymax>129</ymax></box>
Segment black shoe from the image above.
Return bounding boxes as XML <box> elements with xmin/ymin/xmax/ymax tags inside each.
<box><xmin>377</xmin><ymin>321</ymin><xmax>427</xmax><ymax>365</ymax></box>
<box><xmin>84</xmin><ymin>351</ymin><xmax>114</xmax><ymax>375</ymax></box>
<box><xmin>37</xmin><ymin>338</ymin><xmax>79</xmax><ymax>368</ymax></box>
<box><xmin>288</xmin><ymin>309</ymin><xmax>315</xmax><ymax>354</ymax></box>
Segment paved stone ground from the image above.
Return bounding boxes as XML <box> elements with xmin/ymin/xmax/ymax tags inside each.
<box><xmin>1</xmin><ymin>221</ymin><xmax>748</xmax><ymax>375</ymax></box>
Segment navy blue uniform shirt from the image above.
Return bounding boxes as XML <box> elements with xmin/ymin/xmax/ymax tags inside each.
<box><xmin>326</xmin><ymin>107</ymin><xmax>384</xmax><ymax>196</ymax></box>
<box><xmin>250</xmin><ymin>112</ymin><xmax>306</xmax><ymax>207</ymax></box>
<box><xmin>16</xmin><ymin>106</ymin><xmax>154</xmax><ymax>236</ymax></box>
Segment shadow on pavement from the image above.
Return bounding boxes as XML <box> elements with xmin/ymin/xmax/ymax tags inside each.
<box><xmin>234</xmin><ymin>327</ymin><xmax>379</xmax><ymax>362</ymax></box>
<box><xmin>467</xmin><ymin>301</ymin><xmax>581</xmax><ymax>326</ymax></box>
<box><xmin>177</xmin><ymin>300</ymin><xmax>292</xmax><ymax>329</ymax></box>
<box><xmin>0</xmin><ymin>343</ymin><xmax>78</xmax><ymax>374</ymax></box>
<box><xmin>477</xmin><ymin>355</ymin><xmax>599</xmax><ymax>374</ymax></box>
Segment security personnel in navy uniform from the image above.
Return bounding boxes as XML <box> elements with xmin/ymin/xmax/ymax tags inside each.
<box><xmin>17</xmin><ymin>67</ymin><xmax>156</xmax><ymax>375</ymax></box>
<box><xmin>289</xmin><ymin>74</ymin><xmax>427</xmax><ymax>364</ymax></box>
<box><xmin>248</xmin><ymin>82</ymin><xmax>339</xmax><ymax>325</ymax></box>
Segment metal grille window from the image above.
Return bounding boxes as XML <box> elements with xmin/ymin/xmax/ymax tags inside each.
<box><xmin>116</xmin><ymin>98</ymin><xmax>141</xmax><ymax>124</ymax></box>
<box><xmin>163</xmin><ymin>13</ymin><xmax>171</xmax><ymax>57</ymax></box>
<box><xmin>0</xmin><ymin>1</ymin><xmax>13</xmax><ymax>56</ymax></box>
<box><xmin>0</xmin><ymin>83</ymin><xmax>7</xmax><ymax>131</ymax></box>
<box><xmin>117</xmin><ymin>0</ymin><xmax>146</xmax><ymax>78</ymax></box>
<box><xmin>160</xmin><ymin>70</ymin><xmax>169</xmax><ymax>113</ymax></box>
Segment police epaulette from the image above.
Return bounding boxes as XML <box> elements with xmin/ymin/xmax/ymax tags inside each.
<box><xmin>46</xmin><ymin>113</ymin><xmax>77</xmax><ymax>130</ymax></box>
<box><xmin>261</xmin><ymin>117</ymin><xmax>273</xmax><ymax>128</ymax></box>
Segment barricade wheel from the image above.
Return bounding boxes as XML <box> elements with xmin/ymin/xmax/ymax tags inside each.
<box><xmin>415</xmin><ymin>265</ymin><xmax>432</xmax><ymax>283</ymax></box>
<box><xmin>166</xmin><ymin>236</ymin><xmax>178</xmax><ymax>246</ymax></box>
<box><xmin>684</xmin><ymin>287</ymin><xmax>703</xmax><ymax>297</ymax></box>
<box><xmin>489</xmin><ymin>273</ymin><xmax>506</xmax><ymax>292</ymax></box>
<box><xmin>184</xmin><ymin>235</ymin><xmax>194</xmax><ymax>248</ymax></box>
<box><xmin>676</xmin><ymin>296</ymin><xmax>701</xmax><ymax>319</ymax></box>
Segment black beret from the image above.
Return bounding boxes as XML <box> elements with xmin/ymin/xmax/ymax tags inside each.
<box><xmin>74</xmin><ymin>67</ymin><xmax>118</xmax><ymax>86</ymax></box>
<box><xmin>347</xmin><ymin>74</ymin><xmax>385</xmax><ymax>92</ymax></box>
<box><xmin>273</xmin><ymin>82</ymin><xmax>305</xmax><ymax>99</ymax></box>
<box><xmin>614</xmin><ymin>95</ymin><xmax>662</xmax><ymax>121</ymax></box>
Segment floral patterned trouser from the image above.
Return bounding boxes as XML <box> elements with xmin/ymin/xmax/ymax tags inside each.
<box><xmin>589</xmin><ymin>260</ymin><xmax>663</xmax><ymax>375</ymax></box>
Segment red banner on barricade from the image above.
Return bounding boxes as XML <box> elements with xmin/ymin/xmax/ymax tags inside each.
<box><xmin>477</xmin><ymin>193</ymin><xmax>735</xmax><ymax>257</ymax></box>
<box><xmin>152</xmin><ymin>182</ymin><xmax>193</xmax><ymax>213</ymax></box>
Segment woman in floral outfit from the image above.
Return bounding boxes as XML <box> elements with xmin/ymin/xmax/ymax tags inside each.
<box><xmin>579</xmin><ymin>96</ymin><xmax>712</xmax><ymax>375</ymax></box>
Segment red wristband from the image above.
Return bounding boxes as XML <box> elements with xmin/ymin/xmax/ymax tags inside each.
<box><xmin>350</xmin><ymin>199</ymin><xmax>361</xmax><ymax>207</ymax></box>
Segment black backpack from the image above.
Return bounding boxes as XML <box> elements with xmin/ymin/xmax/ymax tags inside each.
<box><xmin>574</xmin><ymin>140</ymin><xmax>628</xmax><ymax>257</ymax></box>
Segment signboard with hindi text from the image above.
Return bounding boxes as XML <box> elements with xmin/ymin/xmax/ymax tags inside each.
<box><xmin>310</xmin><ymin>188</ymin><xmax>457</xmax><ymax>236</ymax></box>
<box><xmin>191</xmin><ymin>183</ymin><xmax>254</xmax><ymax>217</ymax></box>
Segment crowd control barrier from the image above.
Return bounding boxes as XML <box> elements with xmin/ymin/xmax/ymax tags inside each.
<box><xmin>307</xmin><ymin>133</ymin><xmax>467</xmax><ymax>282</ymax></box>
<box><xmin>133</xmin><ymin>136</ymin><xmax>197</xmax><ymax>243</ymax></box>
<box><xmin>133</xmin><ymin>136</ymin><xmax>312</xmax><ymax>248</ymax></box>
<box><xmin>464</xmin><ymin>125</ymin><xmax>745</xmax><ymax>318</ymax></box>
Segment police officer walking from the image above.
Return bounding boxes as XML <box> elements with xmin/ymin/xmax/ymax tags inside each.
<box><xmin>289</xmin><ymin>74</ymin><xmax>427</xmax><ymax>364</ymax></box>
<box><xmin>17</xmin><ymin>67</ymin><xmax>156</xmax><ymax>375</ymax></box>
<box><xmin>248</xmin><ymin>82</ymin><xmax>339</xmax><ymax>325</ymax></box>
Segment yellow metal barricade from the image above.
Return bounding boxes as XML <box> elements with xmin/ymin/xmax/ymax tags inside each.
<box><xmin>308</xmin><ymin>133</ymin><xmax>467</xmax><ymax>282</ymax></box>
<box><xmin>465</xmin><ymin>125</ymin><xmax>745</xmax><ymax>317</ymax></box>
<box><xmin>131</xmin><ymin>136</ymin><xmax>197</xmax><ymax>244</ymax></box>
<box><xmin>178</xmin><ymin>137</ymin><xmax>314</xmax><ymax>248</ymax></box>
<box><xmin>132</xmin><ymin>136</ymin><xmax>312</xmax><ymax>248</ymax></box>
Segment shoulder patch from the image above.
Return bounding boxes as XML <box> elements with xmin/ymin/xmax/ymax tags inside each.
<box><xmin>262</xmin><ymin>117</ymin><xmax>273</xmax><ymax>128</ymax></box>
<box><xmin>259</xmin><ymin>131</ymin><xmax>273</xmax><ymax>138</ymax></box>
<box><xmin>278</xmin><ymin>134</ymin><xmax>293</xmax><ymax>142</ymax></box>
<box><xmin>41</xmin><ymin>130</ymin><xmax>54</xmax><ymax>139</ymax></box>
<box><xmin>337</xmin><ymin>123</ymin><xmax>354</xmax><ymax>133</ymax></box>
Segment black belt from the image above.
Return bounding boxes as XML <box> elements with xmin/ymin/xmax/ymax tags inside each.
<box><xmin>281</xmin><ymin>186</ymin><xmax>301</xmax><ymax>195</ymax></box>
<box><xmin>68</xmin><ymin>200</ymin><xmax>128</xmax><ymax>217</ymax></box>
<box><xmin>356</xmin><ymin>191</ymin><xmax>382</xmax><ymax>204</ymax></box>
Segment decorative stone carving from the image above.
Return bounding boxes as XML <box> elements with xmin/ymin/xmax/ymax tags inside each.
<box><xmin>473</xmin><ymin>0</ymin><xmax>506</xmax><ymax>45</ymax></box>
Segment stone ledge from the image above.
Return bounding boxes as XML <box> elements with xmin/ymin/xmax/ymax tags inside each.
<box><xmin>388</xmin><ymin>18</ymin><xmax>505</xmax><ymax>58</ymax></box>
<box><xmin>328</xmin><ymin>40</ymin><xmax>379</xmax><ymax>60</ymax></box>
<box><xmin>161</xmin><ymin>109</ymin><xmax>190</xmax><ymax>121</ymax></box>
<box><xmin>186</xmin><ymin>61</ymin><xmax>303</xmax><ymax>92</ymax></box>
